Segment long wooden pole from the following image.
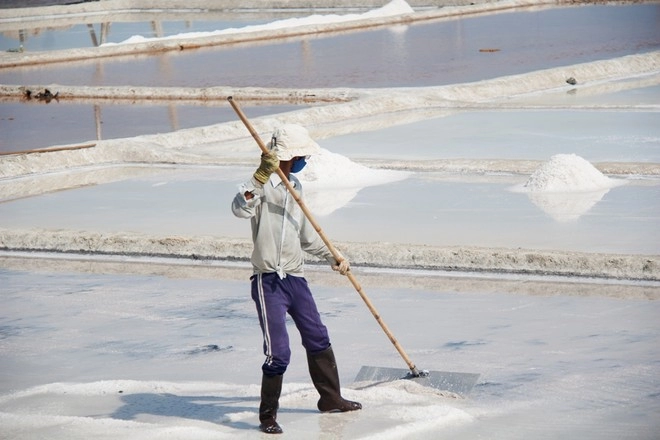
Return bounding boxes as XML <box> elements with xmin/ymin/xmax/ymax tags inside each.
<box><xmin>228</xmin><ymin>96</ymin><xmax>422</xmax><ymax>377</ymax></box>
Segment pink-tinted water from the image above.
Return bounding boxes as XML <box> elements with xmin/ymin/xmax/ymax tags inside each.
<box><xmin>1</xmin><ymin>4</ymin><xmax>658</xmax><ymax>152</ymax></box>
<box><xmin>1</xmin><ymin>5</ymin><xmax>658</xmax><ymax>88</ymax></box>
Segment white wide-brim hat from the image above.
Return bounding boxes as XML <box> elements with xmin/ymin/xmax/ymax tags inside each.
<box><xmin>270</xmin><ymin>124</ymin><xmax>321</xmax><ymax>161</ymax></box>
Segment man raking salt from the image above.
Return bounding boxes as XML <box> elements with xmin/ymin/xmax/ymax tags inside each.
<box><xmin>228</xmin><ymin>96</ymin><xmax>480</xmax><ymax>434</ymax></box>
<box><xmin>232</xmin><ymin>123</ymin><xmax>361</xmax><ymax>434</ymax></box>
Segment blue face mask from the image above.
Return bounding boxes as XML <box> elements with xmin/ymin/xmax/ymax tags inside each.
<box><xmin>290</xmin><ymin>157</ymin><xmax>307</xmax><ymax>173</ymax></box>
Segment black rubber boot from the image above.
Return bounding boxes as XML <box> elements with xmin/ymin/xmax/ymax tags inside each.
<box><xmin>259</xmin><ymin>374</ymin><xmax>284</xmax><ymax>434</ymax></box>
<box><xmin>307</xmin><ymin>346</ymin><xmax>362</xmax><ymax>413</ymax></box>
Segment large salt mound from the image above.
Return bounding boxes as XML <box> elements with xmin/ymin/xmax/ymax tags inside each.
<box><xmin>523</xmin><ymin>154</ymin><xmax>623</xmax><ymax>193</ymax></box>
<box><xmin>299</xmin><ymin>148</ymin><xmax>408</xmax><ymax>189</ymax></box>
<box><xmin>295</xmin><ymin>148</ymin><xmax>410</xmax><ymax>216</ymax></box>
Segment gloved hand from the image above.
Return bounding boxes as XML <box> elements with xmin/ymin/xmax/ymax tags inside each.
<box><xmin>253</xmin><ymin>152</ymin><xmax>280</xmax><ymax>185</ymax></box>
<box><xmin>329</xmin><ymin>253</ymin><xmax>350</xmax><ymax>275</ymax></box>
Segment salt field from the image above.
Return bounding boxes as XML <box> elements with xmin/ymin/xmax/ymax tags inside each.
<box><xmin>1</xmin><ymin>258</ymin><xmax>659</xmax><ymax>439</ymax></box>
<box><xmin>2</xmin><ymin>4</ymin><xmax>658</xmax><ymax>89</ymax></box>
<box><xmin>1</xmin><ymin>1</ymin><xmax>659</xmax><ymax>439</ymax></box>
<box><xmin>0</xmin><ymin>163</ymin><xmax>658</xmax><ymax>256</ymax></box>
<box><xmin>1</xmin><ymin>2</ymin><xmax>659</xmax><ymax>152</ymax></box>
<box><xmin>0</xmin><ymin>101</ymin><xmax>301</xmax><ymax>153</ymax></box>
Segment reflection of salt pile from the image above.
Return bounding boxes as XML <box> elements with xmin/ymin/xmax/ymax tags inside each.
<box><xmin>520</xmin><ymin>154</ymin><xmax>625</xmax><ymax>222</ymax></box>
<box><xmin>297</xmin><ymin>148</ymin><xmax>409</xmax><ymax>216</ymax></box>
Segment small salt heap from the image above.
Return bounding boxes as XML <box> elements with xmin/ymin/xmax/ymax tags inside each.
<box><xmin>518</xmin><ymin>154</ymin><xmax>626</xmax><ymax>222</ymax></box>
<box><xmin>523</xmin><ymin>153</ymin><xmax>622</xmax><ymax>192</ymax></box>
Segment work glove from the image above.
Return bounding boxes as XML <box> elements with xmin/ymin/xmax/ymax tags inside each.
<box><xmin>253</xmin><ymin>152</ymin><xmax>280</xmax><ymax>185</ymax></box>
<box><xmin>329</xmin><ymin>252</ymin><xmax>350</xmax><ymax>276</ymax></box>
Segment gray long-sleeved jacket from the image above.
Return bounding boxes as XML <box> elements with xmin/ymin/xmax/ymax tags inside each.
<box><xmin>231</xmin><ymin>173</ymin><xmax>333</xmax><ymax>278</ymax></box>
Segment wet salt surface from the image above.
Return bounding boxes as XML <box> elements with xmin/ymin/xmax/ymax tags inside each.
<box><xmin>0</xmin><ymin>0</ymin><xmax>85</xmax><ymax>7</ymax></box>
<box><xmin>1</xmin><ymin>5</ymin><xmax>658</xmax><ymax>88</ymax></box>
<box><xmin>1</xmin><ymin>3</ymin><xmax>659</xmax><ymax>439</ymax></box>
<box><xmin>2</xmin><ymin>81</ymin><xmax>659</xmax><ymax>154</ymax></box>
<box><xmin>1</xmin><ymin>262</ymin><xmax>659</xmax><ymax>439</ymax></box>
<box><xmin>0</xmin><ymin>19</ymin><xmax>272</xmax><ymax>52</ymax></box>
<box><xmin>1</xmin><ymin>166</ymin><xmax>658</xmax><ymax>255</ymax></box>
<box><xmin>0</xmin><ymin>102</ymin><xmax>302</xmax><ymax>153</ymax></box>
<box><xmin>2</xmin><ymin>4</ymin><xmax>659</xmax><ymax>154</ymax></box>
<box><xmin>320</xmin><ymin>107</ymin><xmax>660</xmax><ymax>163</ymax></box>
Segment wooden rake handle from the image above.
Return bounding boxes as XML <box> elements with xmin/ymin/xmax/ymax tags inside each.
<box><xmin>227</xmin><ymin>96</ymin><xmax>422</xmax><ymax>377</ymax></box>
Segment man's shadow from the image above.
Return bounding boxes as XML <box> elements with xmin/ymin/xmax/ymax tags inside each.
<box><xmin>110</xmin><ymin>392</ymin><xmax>316</xmax><ymax>431</ymax></box>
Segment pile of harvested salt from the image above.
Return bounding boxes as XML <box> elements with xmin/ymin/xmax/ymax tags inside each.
<box><xmin>297</xmin><ymin>148</ymin><xmax>409</xmax><ymax>216</ymax></box>
<box><xmin>523</xmin><ymin>154</ymin><xmax>623</xmax><ymax>192</ymax></box>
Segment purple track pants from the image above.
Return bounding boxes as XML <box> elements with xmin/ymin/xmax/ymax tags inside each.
<box><xmin>251</xmin><ymin>272</ymin><xmax>330</xmax><ymax>376</ymax></box>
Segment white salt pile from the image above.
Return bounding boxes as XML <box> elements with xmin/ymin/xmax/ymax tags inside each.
<box><xmin>514</xmin><ymin>154</ymin><xmax>627</xmax><ymax>222</ymax></box>
<box><xmin>299</xmin><ymin>148</ymin><xmax>408</xmax><ymax>189</ymax></box>
<box><xmin>297</xmin><ymin>148</ymin><xmax>410</xmax><ymax>216</ymax></box>
<box><xmin>522</xmin><ymin>153</ymin><xmax>624</xmax><ymax>193</ymax></box>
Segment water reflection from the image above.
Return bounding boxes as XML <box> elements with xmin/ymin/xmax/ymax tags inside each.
<box><xmin>0</xmin><ymin>101</ymin><xmax>301</xmax><ymax>153</ymax></box>
<box><xmin>2</xmin><ymin>22</ymin><xmax>112</xmax><ymax>52</ymax></box>
<box><xmin>2</xmin><ymin>5</ymin><xmax>658</xmax><ymax>88</ymax></box>
<box><xmin>0</xmin><ymin>15</ymin><xmax>273</xmax><ymax>52</ymax></box>
<box><xmin>5</xmin><ymin>20</ymin><xmax>166</xmax><ymax>52</ymax></box>
<box><xmin>87</xmin><ymin>23</ymin><xmax>110</xmax><ymax>47</ymax></box>
<box><xmin>526</xmin><ymin>189</ymin><xmax>611</xmax><ymax>222</ymax></box>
